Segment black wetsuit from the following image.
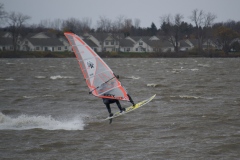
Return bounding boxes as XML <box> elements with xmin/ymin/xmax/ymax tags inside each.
<box><xmin>103</xmin><ymin>94</ymin><xmax>135</xmax><ymax>115</ymax></box>
<box><xmin>102</xmin><ymin>98</ymin><xmax>123</xmax><ymax>114</ymax></box>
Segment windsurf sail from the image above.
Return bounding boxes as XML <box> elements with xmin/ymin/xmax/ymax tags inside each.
<box><xmin>64</xmin><ymin>32</ymin><xmax>130</xmax><ymax>101</ymax></box>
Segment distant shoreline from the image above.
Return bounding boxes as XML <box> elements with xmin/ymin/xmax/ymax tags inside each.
<box><xmin>1</xmin><ymin>51</ymin><xmax>240</xmax><ymax>58</ymax></box>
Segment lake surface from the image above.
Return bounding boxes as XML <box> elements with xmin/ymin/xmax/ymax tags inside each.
<box><xmin>0</xmin><ymin>58</ymin><xmax>240</xmax><ymax>160</ymax></box>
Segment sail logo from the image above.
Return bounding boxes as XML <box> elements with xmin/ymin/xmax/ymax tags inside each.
<box><xmin>87</xmin><ymin>61</ymin><xmax>94</xmax><ymax>69</ymax></box>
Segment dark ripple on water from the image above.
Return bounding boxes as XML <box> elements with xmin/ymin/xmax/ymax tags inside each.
<box><xmin>0</xmin><ymin>58</ymin><xmax>240</xmax><ymax>159</ymax></box>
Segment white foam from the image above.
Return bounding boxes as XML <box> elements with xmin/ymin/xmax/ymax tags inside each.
<box><xmin>35</xmin><ymin>76</ymin><xmax>46</xmax><ymax>79</ymax></box>
<box><xmin>190</xmin><ymin>69</ymin><xmax>199</xmax><ymax>71</ymax></box>
<box><xmin>0</xmin><ymin>113</ymin><xmax>85</xmax><ymax>130</ymax></box>
<box><xmin>128</xmin><ymin>76</ymin><xmax>140</xmax><ymax>80</ymax></box>
<box><xmin>5</xmin><ymin>78</ymin><xmax>14</xmax><ymax>81</ymax></box>
<box><xmin>23</xmin><ymin>95</ymin><xmax>54</xmax><ymax>99</ymax></box>
<box><xmin>147</xmin><ymin>83</ymin><xmax>158</xmax><ymax>87</ymax></box>
<box><xmin>23</xmin><ymin>95</ymin><xmax>39</xmax><ymax>99</ymax></box>
<box><xmin>50</xmin><ymin>75</ymin><xmax>74</xmax><ymax>80</ymax></box>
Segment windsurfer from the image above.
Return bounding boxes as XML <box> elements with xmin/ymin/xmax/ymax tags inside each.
<box><xmin>103</xmin><ymin>74</ymin><xmax>135</xmax><ymax>117</ymax></box>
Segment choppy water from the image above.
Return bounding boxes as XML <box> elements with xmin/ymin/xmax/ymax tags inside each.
<box><xmin>0</xmin><ymin>58</ymin><xmax>240</xmax><ymax>160</ymax></box>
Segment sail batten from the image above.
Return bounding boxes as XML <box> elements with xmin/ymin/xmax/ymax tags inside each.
<box><xmin>64</xmin><ymin>32</ymin><xmax>129</xmax><ymax>101</ymax></box>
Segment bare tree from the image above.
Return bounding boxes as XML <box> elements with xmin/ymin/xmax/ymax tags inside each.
<box><xmin>51</xmin><ymin>18</ymin><xmax>63</xmax><ymax>31</ymax></box>
<box><xmin>0</xmin><ymin>3</ymin><xmax>7</xmax><ymax>26</ymax></box>
<box><xmin>123</xmin><ymin>18</ymin><xmax>132</xmax><ymax>36</ymax></box>
<box><xmin>190</xmin><ymin>9</ymin><xmax>216</xmax><ymax>52</ymax></box>
<box><xmin>134</xmin><ymin>18</ymin><xmax>141</xmax><ymax>29</ymax></box>
<box><xmin>96</xmin><ymin>16</ymin><xmax>112</xmax><ymax>32</ymax></box>
<box><xmin>113</xmin><ymin>15</ymin><xmax>125</xmax><ymax>32</ymax></box>
<box><xmin>111</xmin><ymin>15</ymin><xmax>126</xmax><ymax>51</ymax></box>
<box><xmin>39</xmin><ymin>19</ymin><xmax>53</xmax><ymax>28</ymax></box>
<box><xmin>61</xmin><ymin>17</ymin><xmax>92</xmax><ymax>33</ymax></box>
<box><xmin>7</xmin><ymin>12</ymin><xmax>31</xmax><ymax>52</ymax></box>
<box><xmin>61</xmin><ymin>18</ymin><xmax>81</xmax><ymax>33</ymax></box>
<box><xmin>160</xmin><ymin>13</ymin><xmax>184</xmax><ymax>52</ymax></box>
<box><xmin>81</xmin><ymin>17</ymin><xmax>92</xmax><ymax>33</ymax></box>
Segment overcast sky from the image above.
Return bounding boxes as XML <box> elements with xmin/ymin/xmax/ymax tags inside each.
<box><xmin>1</xmin><ymin>0</ymin><xmax>240</xmax><ymax>28</ymax></box>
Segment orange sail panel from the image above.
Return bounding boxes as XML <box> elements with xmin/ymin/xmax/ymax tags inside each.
<box><xmin>64</xmin><ymin>32</ymin><xmax>129</xmax><ymax>101</ymax></box>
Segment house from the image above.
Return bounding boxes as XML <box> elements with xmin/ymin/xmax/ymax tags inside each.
<box><xmin>83</xmin><ymin>32</ymin><xmax>127</xmax><ymax>52</ymax></box>
<box><xmin>21</xmin><ymin>38</ymin><xmax>65</xmax><ymax>51</ymax></box>
<box><xmin>230</xmin><ymin>38</ymin><xmax>240</xmax><ymax>51</ymax></box>
<box><xmin>179</xmin><ymin>40</ymin><xmax>192</xmax><ymax>51</ymax></box>
<box><xmin>21</xmin><ymin>32</ymin><xmax>66</xmax><ymax>52</ymax></box>
<box><xmin>125</xmin><ymin>36</ymin><xmax>177</xmax><ymax>53</ymax></box>
<box><xmin>0</xmin><ymin>31</ymin><xmax>22</xmax><ymax>51</ymax></box>
<box><xmin>126</xmin><ymin>36</ymin><xmax>153</xmax><ymax>52</ymax></box>
<box><xmin>0</xmin><ymin>31</ymin><xmax>12</xmax><ymax>38</ymax></box>
<box><xmin>0</xmin><ymin>37</ymin><xmax>14</xmax><ymax>51</ymax></box>
<box><xmin>202</xmin><ymin>39</ymin><xmax>217</xmax><ymax>51</ymax></box>
<box><xmin>185</xmin><ymin>38</ymin><xmax>217</xmax><ymax>51</ymax></box>
<box><xmin>119</xmin><ymin>39</ymin><xmax>134</xmax><ymax>52</ymax></box>
<box><xmin>1</xmin><ymin>30</ymin><xmax>213</xmax><ymax>53</ymax></box>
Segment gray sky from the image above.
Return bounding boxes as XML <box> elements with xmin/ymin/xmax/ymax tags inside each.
<box><xmin>1</xmin><ymin>0</ymin><xmax>240</xmax><ymax>28</ymax></box>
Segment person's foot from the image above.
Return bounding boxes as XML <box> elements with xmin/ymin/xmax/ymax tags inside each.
<box><xmin>109</xmin><ymin>113</ymin><xmax>113</xmax><ymax>117</ymax></box>
<box><xmin>120</xmin><ymin>108</ymin><xmax>126</xmax><ymax>113</ymax></box>
<box><xmin>130</xmin><ymin>101</ymin><xmax>135</xmax><ymax>107</ymax></box>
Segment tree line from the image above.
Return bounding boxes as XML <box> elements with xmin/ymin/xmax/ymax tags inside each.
<box><xmin>0</xmin><ymin>3</ymin><xmax>240</xmax><ymax>54</ymax></box>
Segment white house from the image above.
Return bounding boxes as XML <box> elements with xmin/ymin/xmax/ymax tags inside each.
<box><xmin>21</xmin><ymin>32</ymin><xmax>65</xmax><ymax>52</ymax></box>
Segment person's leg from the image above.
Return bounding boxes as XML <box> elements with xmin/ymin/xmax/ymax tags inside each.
<box><xmin>105</xmin><ymin>103</ymin><xmax>111</xmax><ymax>114</ymax></box>
<box><xmin>116</xmin><ymin>100</ymin><xmax>125</xmax><ymax>112</ymax></box>
<box><xmin>103</xmin><ymin>99</ymin><xmax>113</xmax><ymax>117</ymax></box>
<box><xmin>128</xmin><ymin>94</ymin><xmax>135</xmax><ymax>106</ymax></box>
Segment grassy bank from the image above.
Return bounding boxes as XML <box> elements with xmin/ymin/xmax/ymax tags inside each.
<box><xmin>1</xmin><ymin>51</ymin><xmax>240</xmax><ymax>58</ymax></box>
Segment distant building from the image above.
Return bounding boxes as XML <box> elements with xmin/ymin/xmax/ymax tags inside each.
<box><xmin>0</xmin><ymin>31</ymin><xmax>218</xmax><ymax>53</ymax></box>
<box><xmin>21</xmin><ymin>32</ymin><xmax>66</xmax><ymax>52</ymax></box>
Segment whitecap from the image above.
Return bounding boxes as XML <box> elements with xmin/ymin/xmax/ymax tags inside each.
<box><xmin>179</xmin><ymin>95</ymin><xmax>200</xmax><ymax>99</ymax></box>
<box><xmin>127</xmin><ymin>76</ymin><xmax>140</xmax><ymax>80</ymax></box>
<box><xmin>23</xmin><ymin>95</ymin><xmax>38</xmax><ymax>99</ymax></box>
<box><xmin>147</xmin><ymin>83</ymin><xmax>158</xmax><ymax>87</ymax></box>
<box><xmin>0</xmin><ymin>113</ymin><xmax>84</xmax><ymax>130</ymax></box>
<box><xmin>50</xmin><ymin>75</ymin><xmax>74</xmax><ymax>80</ymax></box>
<box><xmin>35</xmin><ymin>76</ymin><xmax>46</xmax><ymax>79</ymax></box>
<box><xmin>179</xmin><ymin>95</ymin><xmax>213</xmax><ymax>100</ymax></box>
<box><xmin>190</xmin><ymin>69</ymin><xmax>199</xmax><ymax>71</ymax></box>
<box><xmin>5</xmin><ymin>78</ymin><xmax>14</xmax><ymax>81</ymax></box>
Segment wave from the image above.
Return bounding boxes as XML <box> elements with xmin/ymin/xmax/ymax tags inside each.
<box><xmin>0</xmin><ymin>112</ymin><xmax>84</xmax><ymax>130</ymax></box>
<box><xmin>172</xmin><ymin>68</ymin><xmax>199</xmax><ymax>73</ymax></box>
<box><xmin>170</xmin><ymin>95</ymin><xmax>213</xmax><ymax>100</ymax></box>
<box><xmin>50</xmin><ymin>75</ymin><xmax>74</xmax><ymax>80</ymax></box>
<box><xmin>190</xmin><ymin>68</ymin><xmax>199</xmax><ymax>71</ymax></box>
<box><xmin>22</xmin><ymin>95</ymin><xmax>54</xmax><ymax>99</ymax></box>
<box><xmin>2</xmin><ymin>78</ymin><xmax>14</xmax><ymax>81</ymax></box>
<box><xmin>6</xmin><ymin>63</ymin><xmax>15</xmax><ymax>65</ymax></box>
<box><xmin>198</xmin><ymin>64</ymin><xmax>210</xmax><ymax>67</ymax></box>
<box><xmin>126</xmin><ymin>76</ymin><xmax>140</xmax><ymax>80</ymax></box>
<box><xmin>147</xmin><ymin>83</ymin><xmax>159</xmax><ymax>87</ymax></box>
<box><xmin>35</xmin><ymin>76</ymin><xmax>47</xmax><ymax>79</ymax></box>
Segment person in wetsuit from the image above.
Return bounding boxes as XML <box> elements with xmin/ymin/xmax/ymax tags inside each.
<box><xmin>103</xmin><ymin>74</ymin><xmax>135</xmax><ymax>117</ymax></box>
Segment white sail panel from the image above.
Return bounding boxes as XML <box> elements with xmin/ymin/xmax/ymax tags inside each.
<box><xmin>64</xmin><ymin>32</ymin><xmax>129</xmax><ymax>101</ymax></box>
